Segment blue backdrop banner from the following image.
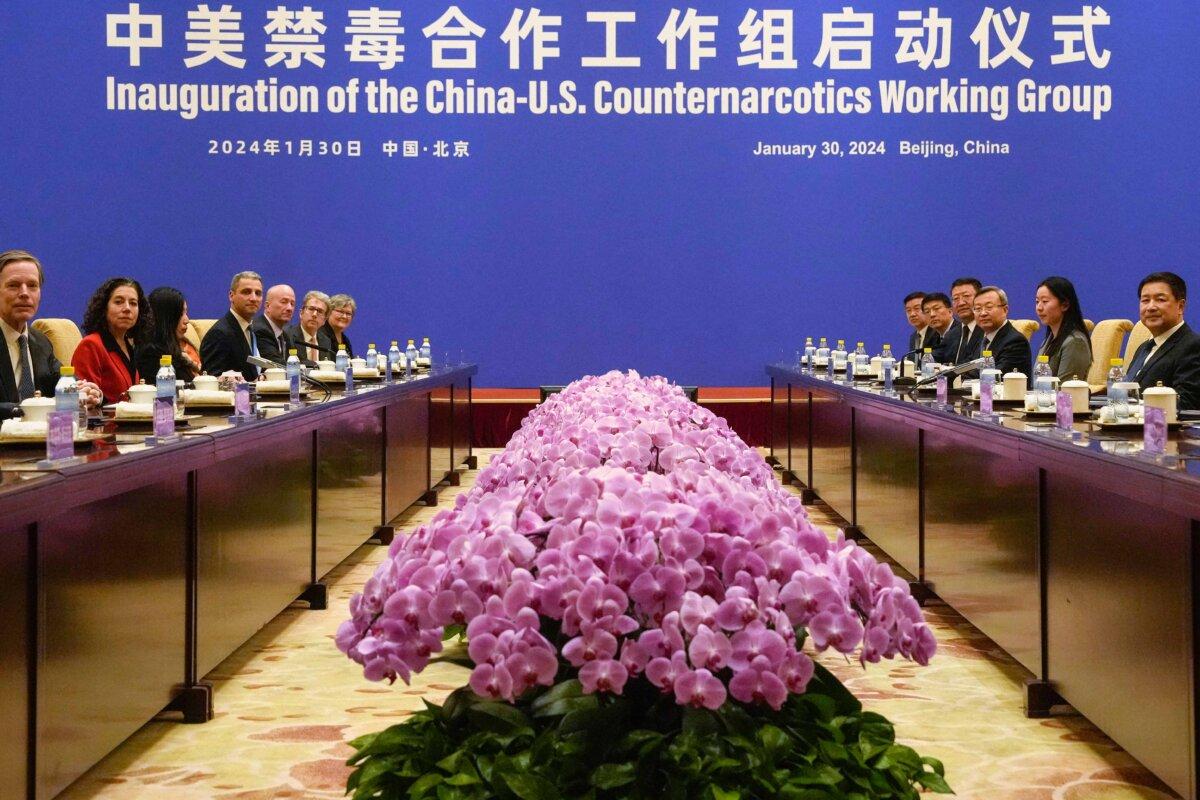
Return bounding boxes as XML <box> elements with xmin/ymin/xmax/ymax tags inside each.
<box><xmin>2</xmin><ymin>2</ymin><xmax>1194</xmax><ymax>385</ymax></box>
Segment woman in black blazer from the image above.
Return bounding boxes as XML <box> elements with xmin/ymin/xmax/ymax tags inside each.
<box><xmin>134</xmin><ymin>287</ymin><xmax>199</xmax><ymax>383</ymax></box>
<box><xmin>322</xmin><ymin>293</ymin><xmax>356</xmax><ymax>358</ymax></box>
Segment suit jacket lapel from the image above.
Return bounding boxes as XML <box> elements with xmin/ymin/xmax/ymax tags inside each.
<box><xmin>1145</xmin><ymin>324</ymin><xmax>1190</xmax><ymax>374</ymax></box>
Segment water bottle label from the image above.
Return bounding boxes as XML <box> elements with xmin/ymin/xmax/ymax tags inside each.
<box><xmin>153</xmin><ymin>396</ymin><xmax>175</xmax><ymax>439</ymax></box>
<box><xmin>289</xmin><ymin>373</ymin><xmax>301</xmax><ymax>398</ymax></box>
<box><xmin>46</xmin><ymin>410</ymin><xmax>75</xmax><ymax>461</ymax></box>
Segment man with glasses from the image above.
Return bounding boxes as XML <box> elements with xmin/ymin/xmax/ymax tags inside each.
<box><xmin>287</xmin><ymin>291</ymin><xmax>334</xmax><ymax>366</ymax></box>
<box><xmin>972</xmin><ymin>285</ymin><xmax>1031</xmax><ymax>376</ymax></box>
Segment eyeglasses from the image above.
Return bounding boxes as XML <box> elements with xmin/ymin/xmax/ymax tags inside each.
<box><xmin>972</xmin><ymin>303</ymin><xmax>1004</xmax><ymax>313</ymax></box>
<box><xmin>331</xmin><ymin>308</ymin><xmax>354</xmax><ymax>319</ymax></box>
<box><xmin>301</xmin><ymin>305</ymin><xmax>327</xmax><ymax>315</ymax></box>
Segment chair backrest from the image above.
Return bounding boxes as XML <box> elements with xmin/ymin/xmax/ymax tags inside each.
<box><xmin>1086</xmin><ymin>319</ymin><xmax>1133</xmax><ymax>389</ymax></box>
<box><xmin>189</xmin><ymin>319</ymin><xmax>218</xmax><ymax>346</ymax></box>
<box><xmin>31</xmin><ymin>319</ymin><xmax>83</xmax><ymax>366</ymax></box>
<box><xmin>184</xmin><ymin>321</ymin><xmax>206</xmax><ymax>351</ymax></box>
<box><xmin>1123</xmin><ymin>321</ymin><xmax>1153</xmax><ymax>365</ymax></box>
<box><xmin>1010</xmin><ymin>319</ymin><xmax>1040</xmax><ymax>340</ymax></box>
<box><xmin>1084</xmin><ymin>319</ymin><xmax>1095</xmax><ymax>334</ymax></box>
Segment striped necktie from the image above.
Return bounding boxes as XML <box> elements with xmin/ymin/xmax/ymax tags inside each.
<box><xmin>16</xmin><ymin>333</ymin><xmax>34</xmax><ymax>400</ymax></box>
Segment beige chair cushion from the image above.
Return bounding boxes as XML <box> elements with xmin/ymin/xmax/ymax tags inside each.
<box><xmin>1084</xmin><ymin>319</ymin><xmax>1095</xmax><ymax>334</ymax></box>
<box><xmin>1011</xmin><ymin>319</ymin><xmax>1040</xmax><ymax>340</ymax></box>
<box><xmin>189</xmin><ymin>319</ymin><xmax>217</xmax><ymax>346</ymax></box>
<box><xmin>1123</xmin><ymin>321</ymin><xmax>1153</xmax><ymax>366</ymax></box>
<box><xmin>31</xmin><ymin>319</ymin><xmax>83</xmax><ymax>366</ymax></box>
<box><xmin>1086</xmin><ymin>319</ymin><xmax>1133</xmax><ymax>390</ymax></box>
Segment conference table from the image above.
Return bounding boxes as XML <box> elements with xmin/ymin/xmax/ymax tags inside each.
<box><xmin>0</xmin><ymin>364</ymin><xmax>475</xmax><ymax>800</ymax></box>
<box><xmin>767</xmin><ymin>363</ymin><xmax>1200</xmax><ymax>800</ymax></box>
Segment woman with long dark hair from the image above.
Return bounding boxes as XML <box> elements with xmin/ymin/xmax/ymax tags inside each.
<box><xmin>1034</xmin><ymin>276</ymin><xmax>1092</xmax><ymax>381</ymax></box>
<box><xmin>134</xmin><ymin>287</ymin><xmax>200</xmax><ymax>383</ymax></box>
<box><xmin>72</xmin><ymin>277</ymin><xmax>151</xmax><ymax>403</ymax></box>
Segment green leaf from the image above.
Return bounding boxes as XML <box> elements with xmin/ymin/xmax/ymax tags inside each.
<box><xmin>530</xmin><ymin>679</ymin><xmax>583</xmax><ymax>713</ymax></box>
<box><xmin>917</xmin><ymin>770</ymin><xmax>954</xmax><ymax>794</ymax></box>
<box><xmin>407</xmin><ymin>773</ymin><xmax>444</xmax><ymax>797</ymax></box>
<box><xmin>710</xmin><ymin>786</ymin><xmax>742</xmax><ymax>800</ymax></box>
<box><xmin>758</xmin><ymin>725</ymin><xmax>790</xmax><ymax>758</ymax></box>
<box><xmin>591</xmin><ymin>762</ymin><xmax>637</xmax><ymax>789</ymax></box>
<box><xmin>533</xmin><ymin>693</ymin><xmax>598</xmax><ymax>719</ymax></box>
<box><xmin>681</xmin><ymin>707</ymin><xmax>720</xmax><ymax>736</ymax></box>
<box><xmin>921</xmin><ymin>755</ymin><xmax>946</xmax><ymax>775</ymax></box>
<box><xmin>500</xmin><ymin>771</ymin><xmax>559</xmax><ymax>800</ymax></box>
<box><xmin>467</xmin><ymin>701</ymin><xmax>533</xmax><ymax>735</ymax></box>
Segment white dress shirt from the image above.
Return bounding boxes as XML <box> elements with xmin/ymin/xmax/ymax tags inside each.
<box><xmin>1</xmin><ymin>318</ymin><xmax>33</xmax><ymax>389</ymax></box>
<box><xmin>1144</xmin><ymin>320</ymin><xmax>1186</xmax><ymax>368</ymax></box>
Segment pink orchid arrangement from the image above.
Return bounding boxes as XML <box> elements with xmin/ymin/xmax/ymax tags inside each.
<box><xmin>338</xmin><ymin>371</ymin><xmax>935</xmax><ymax>712</ymax></box>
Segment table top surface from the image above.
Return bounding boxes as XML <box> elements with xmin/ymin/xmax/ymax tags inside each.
<box><xmin>767</xmin><ymin>362</ymin><xmax>1200</xmax><ymax>485</ymax></box>
<box><xmin>0</xmin><ymin>364</ymin><xmax>477</xmax><ymax>485</ymax></box>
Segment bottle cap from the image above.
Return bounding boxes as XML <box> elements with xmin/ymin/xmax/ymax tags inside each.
<box><xmin>289</xmin><ymin>348</ymin><xmax>298</xmax><ymax>356</ymax></box>
<box><xmin>408</xmin><ymin>339</ymin><xmax>415</xmax><ymax>345</ymax></box>
<box><xmin>423</xmin><ymin>337</ymin><xmax>429</xmax><ymax>343</ymax></box>
<box><xmin>60</xmin><ymin>365</ymin><xmax>75</xmax><ymax>377</ymax></box>
<box><xmin>1038</xmin><ymin>355</ymin><xmax>1049</xmax><ymax>363</ymax></box>
<box><xmin>391</xmin><ymin>340</ymin><xmax>399</xmax><ymax>346</ymax></box>
<box><xmin>159</xmin><ymin>356</ymin><xmax>171</xmax><ymax>366</ymax></box>
<box><xmin>369</xmin><ymin>343</ymin><xmax>376</xmax><ymax>349</ymax></box>
<box><xmin>883</xmin><ymin>344</ymin><xmax>891</xmax><ymax>350</ymax></box>
<box><xmin>338</xmin><ymin>344</ymin><xmax>347</xmax><ymax>351</ymax></box>
<box><xmin>923</xmin><ymin>348</ymin><xmax>932</xmax><ymax>353</ymax></box>
<box><xmin>805</xmin><ymin>337</ymin><xmax>813</xmax><ymax>344</ymax></box>
<box><xmin>1110</xmin><ymin>358</ymin><xmax>1123</xmax><ymax>366</ymax></box>
<box><xmin>820</xmin><ymin>337</ymin><xmax>827</xmax><ymax>343</ymax></box>
<box><xmin>983</xmin><ymin>350</ymin><xmax>993</xmax><ymax>357</ymax></box>
<box><xmin>857</xmin><ymin>342</ymin><xmax>864</xmax><ymax>347</ymax></box>
<box><xmin>837</xmin><ymin>339</ymin><xmax>844</xmax><ymax>346</ymax></box>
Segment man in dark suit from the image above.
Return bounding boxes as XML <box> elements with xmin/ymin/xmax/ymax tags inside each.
<box><xmin>1127</xmin><ymin>272</ymin><xmax>1200</xmax><ymax>411</ymax></box>
<box><xmin>903</xmin><ymin>291</ymin><xmax>930</xmax><ymax>365</ymax></box>
<box><xmin>0</xmin><ymin>249</ymin><xmax>102</xmax><ymax>419</ymax></box>
<box><xmin>287</xmin><ymin>290</ymin><xmax>334</xmax><ymax>366</ymax></box>
<box><xmin>922</xmin><ymin>293</ymin><xmax>954</xmax><ymax>361</ymax></box>
<box><xmin>972</xmin><ymin>285</ymin><xmax>1032</xmax><ymax>376</ymax></box>
<box><xmin>253</xmin><ymin>284</ymin><xmax>297</xmax><ymax>365</ymax></box>
<box><xmin>942</xmin><ymin>277</ymin><xmax>985</xmax><ymax>364</ymax></box>
<box><xmin>200</xmin><ymin>271</ymin><xmax>264</xmax><ymax>381</ymax></box>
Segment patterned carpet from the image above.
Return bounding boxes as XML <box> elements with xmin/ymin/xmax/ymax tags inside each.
<box><xmin>58</xmin><ymin>450</ymin><xmax>1178</xmax><ymax>800</ymax></box>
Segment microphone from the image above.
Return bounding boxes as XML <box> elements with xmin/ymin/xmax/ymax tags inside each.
<box><xmin>911</xmin><ymin>357</ymin><xmax>988</xmax><ymax>388</ymax></box>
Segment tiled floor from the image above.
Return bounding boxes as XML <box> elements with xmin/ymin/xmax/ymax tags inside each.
<box><xmin>57</xmin><ymin>450</ymin><xmax>1177</xmax><ymax>799</ymax></box>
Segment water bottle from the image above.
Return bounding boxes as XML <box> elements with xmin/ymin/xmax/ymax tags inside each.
<box><xmin>286</xmin><ymin>348</ymin><xmax>301</xmax><ymax>405</ymax></box>
<box><xmin>156</xmin><ymin>355</ymin><xmax>176</xmax><ymax>411</ymax></box>
<box><xmin>980</xmin><ymin>350</ymin><xmax>998</xmax><ymax>412</ymax></box>
<box><xmin>1107</xmin><ymin>377</ymin><xmax>1130</xmax><ymax>420</ymax></box>
<box><xmin>55</xmin><ymin>366</ymin><xmax>80</xmax><ymax>429</ymax></box>
<box><xmin>365</xmin><ymin>342</ymin><xmax>378</xmax><ymax>371</ymax></box>
<box><xmin>920</xmin><ymin>348</ymin><xmax>936</xmax><ymax>380</ymax></box>
<box><xmin>854</xmin><ymin>342</ymin><xmax>869</xmax><ymax>378</ymax></box>
<box><xmin>816</xmin><ymin>337</ymin><xmax>830</xmax><ymax>372</ymax></box>
<box><xmin>387</xmin><ymin>340</ymin><xmax>401</xmax><ymax>383</ymax></box>
<box><xmin>881</xmin><ymin>344</ymin><xmax>895</xmax><ymax>393</ymax></box>
<box><xmin>420</xmin><ymin>337</ymin><xmax>432</xmax><ymax>369</ymax></box>
<box><xmin>845</xmin><ymin>346</ymin><xmax>856</xmax><ymax>382</ymax></box>
<box><xmin>1034</xmin><ymin>355</ymin><xmax>1054</xmax><ymax>410</ymax></box>
<box><xmin>1106</xmin><ymin>358</ymin><xmax>1124</xmax><ymax>395</ymax></box>
<box><xmin>405</xmin><ymin>339</ymin><xmax>418</xmax><ymax>378</ymax></box>
<box><xmin>803</xmin><ymin>337</ymin><xmax>815</xmax><ymax>373</ymax></box>
<box><xmin>832</xmin><ymin>339</ymin><xmax>848</xmax><ymax>375</ymax></box>
<box><xmin>335</xmin><ymin>343</ymin><xmax>349</xmax><ymax>372</ymax></box>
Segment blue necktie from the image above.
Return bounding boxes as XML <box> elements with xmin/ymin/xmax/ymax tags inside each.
<box><xmin>1127</xmin><ymin>340</ymin><xmax>1153</xmax><ymax>380</ymax></box>
<box><xmin>16</xmin><ymin>334</ymin><xmax>34</xmax><ymax>400</ymax></box>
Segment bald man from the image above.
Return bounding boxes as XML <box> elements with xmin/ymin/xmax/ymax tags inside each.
<box><xmin>252</xmin><ymin>283</ymin><xmax>297</xmax><ymax>364</ymax></box>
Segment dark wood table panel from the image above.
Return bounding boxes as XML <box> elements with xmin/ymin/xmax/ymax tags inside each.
<box><xmin>452</xmin><ymin>375</ymin><xmax>473</xmax><ymax>471</ymax></box>
<box><xmin>809</xmin><ymin>386</ymin><xmax>854</xmax><ymax>523</ymax></box>
<box><xmin>923</xmin><ymin>426</ymin><xmax>1041</xmax><ymax>674</ymax></box>
<box><xmin>771</xmin><ymin>377</ymin><xmax>789</xmax><ymax>470</ymax></box>
<box><xmin>36</xmin><ymin>478</ymin><xmax>188</xmax><ymax>800</ymax></box>
<box><xmin>787</xmin><ymin>386</ymin><xmax>810</xmax><ymax>488</ymax></box>
<box><xmin>195</xmin><ymin>431</ymin><xmax>313</xmax><ymax>678</ymax></box>
<box><xmin>1</xmin><ymin>523</ymin><xmax>30</xmax><ymax>800</ymax></box>
<box><xmin>385</xmin><ymin>395</ymin><xmax>431</xmax><ymax>523</ymax></box>
<box><xmin>855</xmin><ymin>407</ymin><xmax>920</xmax><ymax>578</ymax></box>
<box><xmin>316</xmin><ymin>406</ymin><xmax>384</xmax><ymax>578</ymax></box>
<box><xmin>430</xmin><ymin>386</ymin><xmax>453</xmax><ymax>489</ymax></box>
<box><xmin>1046</xmin><ymin>473</ymin><xmax>1194</xmax><ymax>798</ymax></box>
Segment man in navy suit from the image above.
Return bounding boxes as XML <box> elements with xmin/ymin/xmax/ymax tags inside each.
<box><xmin>934</xmin><ymin>278</ymin><xmax>985</xmax><ymax>365</ymax></box>
<box><xmin>252</xmin><ymin>284</ymin><xmax>297</xmax><ymax>365</ymax></box>
<box><xmin>200</xmin><ymin>271</ymin><xmax>264</xmax><ymax>381</ymax></box>
<box><xmin>903</xmin><ymin>291</ymin><xmax>930</xmax><ymax>365</ymax></box>
<box><xmin>972</xmin><ymin>285</ymin><xmax>1032</xmax><ymax>376</ymax></box>
<box><xmin>0</xmin><ymin>249</ymin><xmax>102</xmax><ymax>419</ymax></box>
<box><xmin>1127</xmin><ymin>272</ymin><xmax>1200</xmax><ymax>410</ymax></box>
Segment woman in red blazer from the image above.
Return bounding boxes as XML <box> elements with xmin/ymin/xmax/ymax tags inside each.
<box><xmin>72</xmin><ymin>278</ymin><xmax>152</xmax><ymax>404</ymax></box>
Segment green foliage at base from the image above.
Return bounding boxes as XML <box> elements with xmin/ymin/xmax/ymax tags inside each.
<box><xmin>345</xmin><ymin>663</ymin><xmax>951</xmax><ymax>800</ymax></box>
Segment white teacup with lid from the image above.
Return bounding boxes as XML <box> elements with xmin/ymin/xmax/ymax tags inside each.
<box><xmin>263</xmin><ymin>368</ymin><xmax>286</xmax><ymax>382</ymax></box>
<box><xmin>1061</xmin><ymin>380</ymin><xmax>1090</xmax><ymax>414</ymax></box>
<box><xmin>1002</xmin><ymin>372</ymin><xmax>1027</xmax><ymax>401</ymax></box>
<box><xmin>1144</xmin><ymin>381</ymin><xmax>1178</xmax><ymax>423</ymax></box>
<box><xmin>317</xmin><ymin>359</ymin><xmax>335</xmax><ymax>372</ymax></box>
<box><xmin>20</xmin><ymin>391</ymin><xmax>55</xmax><ymax>422</ymax></box>
<box><xmin>192</xmin><ymin>374</ymin><xmax>219</xmax><ymax>391</ymax></box>
<box><xmin>127</xmin><ymin>382</ymin><xmax>157</xmax><ymax>404</ymax></box>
